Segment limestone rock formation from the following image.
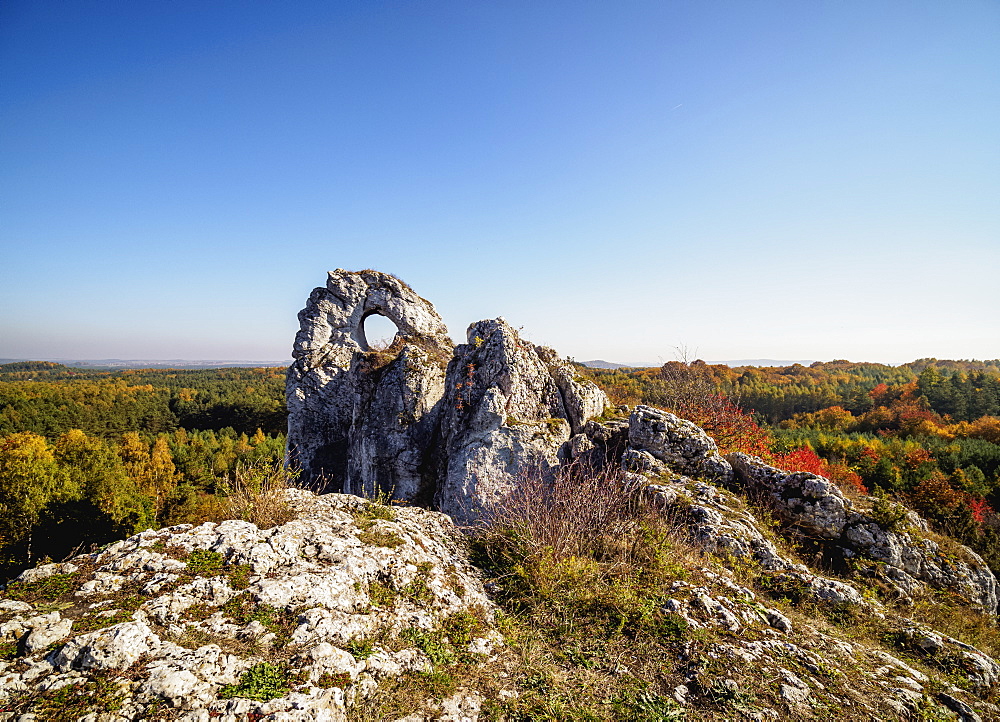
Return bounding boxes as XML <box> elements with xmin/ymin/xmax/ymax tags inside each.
<box><xmin>5</xmin><ymin>393</ymin><xmax>1000</xmax><ymax>718</ymax></box>
<box><xmin>0</xmin><ymin>491</ymin><xmax>498</xmax><ymax>720</ymax></box>
<box><xmin>285</xmin><ymin>269</ymin><xmax>997</xmax><ymax>622</ymax></box>
<box><xmin>287</xmin><ymin>274</ymin><xmax>609</xmax><ymax>521</ymax></box>
<box><xmin>286</xmin><ymin>270</ymin><xmax>452</xmax><ymax>501</ymax></box>
<box><xmin>727</xmin><ymin>452</ymin><xmax>851</xmax><ymax>539</ymax></box>
<box><xmin>435</xmin><ymin>318</ymin><xmax>607</xmax><ymax>524</ymax></box>
<box><xmin>3</xmin><ymin>482</ymin><xmax>1000</xmax><ymax>720</ymax></box>
<box><xmin>627</xmin><ymin>405</ymin><xmax>733</xmax><ymax>484</ymax></box>
<box><xmin>728</xmin><ymin>453</ymin><xmax>999</xmax><ymax>613</ymax></box>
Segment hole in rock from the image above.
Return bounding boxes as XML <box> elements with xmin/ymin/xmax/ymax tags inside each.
<box><xmin>361</xmin><ymin>313</ymin><xmax>400</xmax><ymax>351</ymax></box>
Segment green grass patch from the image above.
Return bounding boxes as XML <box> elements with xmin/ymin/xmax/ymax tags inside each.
<box><xmin>3</xmin><ymin>573</ymin><xmax>81</xmax><ymax>603</ymax></box>
<box><xmin>353</xmin><ymin>500</ymin><xmax>397</xmax><ymax>531</ymax></box>
<box><xmin>609</xmin><ymin>688</ymin><xmax>686</xmax><ymax>721</ymax></box>
<box><xmin>401</xmin><ymin>577</ymin><xmax>434</xmax><ymax>605</ymax></box>
<box><xmin>182</xmin><ymin>602</ymin><xmax>216</xmax><ymax>622</ymax></box>
<box><xmin>219</xmin><ymin>662</ymin><xmax>290</xmax><ymax>702</ymax></box>
<box><xmin>184</xmin><ymin>549</ymin><xmax>224</xmax><ymax>576</ymax></box>
<box><xmin>368</xmin><ymin>580</ymin><xmax>397</xmax><ymax>607</ymax></box>
<box><xmin>227</xmin><ymin>564</ymin><xmax>252</xmax><ymax>590</ymax></box>
<box><xmin>22</xmin><ymin>672</ymin><xmax>125</xmax><ymax>720</ymax></box>
<box><xmin>358</xmin><ymin>530</ymin><xmax>405</xmax><ymax>548</ymax></box>
<box><xmin>441</xmin><ymin>608</ymin><xmax>488</xmax><ymax>648</ymax></box>
<box><xmin>403</xmin><ymin>627</ymin><xmax>456</xmax><ymax>667</ymax></box>
<box><xmin>220</xmin><ymin>594</ymin><xmax>294</xmax><ymax>637</ymax></box>
<box><xmin>71</xmin><ymin>609</ymin><xmax>134</xmax><ymax>633</ymax></box>
<box><xmin>0</xmin><ymin>641</ymin><xmax>19</xmax><ymax>661</ymax></box>
<box><xmin>345</xmin><ymin>637</ymin><xmax>376</xmax><ymax>659</ymax></box>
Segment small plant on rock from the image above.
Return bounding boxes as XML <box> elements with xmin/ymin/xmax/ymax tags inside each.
<box><xmin>220</xmin><ymin>460</ymin><xmax>299</xmax><ymax>529</ymax></box>
<box><xmin>219</xmin><ymin>662</ymin><xmax>291</xmax><ymax>701</ymax></box>
<box><xmin>367</xmin><ymin>580</ymin><xmax>397</xmax><ymax>607</ymax></box>
<box><xmin>870</xmin><ymin>489</ymin><xmax>911</xmax><ymax>533</ymax></box>
<box><xmin>358</xmin><ymin>529</ymin><xmax>405</xmax><ymax>548</ymax></box>
<box><xmin>184</xmin><ymin>549</ymin><xmax>224</xmax><ymax>575</ymax></box>
<box><xmin>316</xmin><ymin>671</ymin><xmax>352</xmax><ymax>689</ymax></box>
<box><xmin>345</xmin><ymin>637</ymin><xmax>376</xmax><ymax>659</ymax></box>
<box><xmin>353</xmin><ymin>497</ymin><xmax>397</xmax><ymax>530</ymax></box>
<box><xmin>27</xmin><ymin>671</ymin><xmax>126</xmax><ymax>720</ymax></box>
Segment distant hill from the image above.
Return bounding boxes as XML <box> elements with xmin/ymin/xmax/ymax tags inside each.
<box><xmin>580</xmin><ymin>360</ymin><xmax>659</xmax><ymax>369</ymax></box>
<box><xmin>580</xmin><ymin>360</ymin><xmax>627</xmax><ymax>369</ymax></box>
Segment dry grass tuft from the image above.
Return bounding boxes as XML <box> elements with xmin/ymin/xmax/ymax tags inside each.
<box><xmin>478</xmin><ymin>461</ymin><xmax>665</xmax><ymax>564</ymax></box>
<box><xmin>458</xmin><ymin>462</ymin><xmax>701</xmax><ymax>719</ymax></box>
<box><xmin>220</xmin><ymin>460</ymin><xmax>299</xmax><ymax>529</ymax></box>
<box><xmin>478</xmin><ymin>464</ymin><xmax>700</xmax><ymax>571</ymax></box>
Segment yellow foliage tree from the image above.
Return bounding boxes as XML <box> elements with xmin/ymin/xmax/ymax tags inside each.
<box><xmin>0</xmin><ymin>432</ymin><xmax>67</xmax><ymax>559</ymax></box>
<box><xmin>148</xmin><ymin>435</ymin><xmax>179</xmax><ymax>519</ymax></box>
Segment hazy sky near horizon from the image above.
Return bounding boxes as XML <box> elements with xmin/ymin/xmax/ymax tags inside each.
<box><xmin>2</xmin><ymin>1</ymin><xmax>998</xmax><ymax>365</ymax></box>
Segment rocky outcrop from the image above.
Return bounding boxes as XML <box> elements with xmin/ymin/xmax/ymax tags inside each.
<box><xmin>727</xmin><ymin>452</ymin><xmax>850</xmax><ymax>539</ymax></box>
<box><xmin>580</xmin><ymin>416</ymin><xmax>630</xmax><ymax>469</ymax></box>
<box><xmin>628</xmin><ymin>405</ymin><xmax>733</xmax><ymax>484</ymax></box>
<box><xmin>611</xmin><ymin>432</ymin><xmax>998</xmax><ymax>616</ymax></box>
<box><xmin>0</xmin><ymin>491</ymin><xmax>499</xmax><ymax>720</ymax></box>
<box><xmin>5</xmin><ymin>395</ymin><xmax>1000</xmax><ymax>719</ymax></box>
<box><xmin>641</xmin><ymin>475</ymin><xmax>869</xmax><ymax>608</ymax></box>
<box><xmin>286</xmin><ymin>270</ymin><xmax>452</xmax><ymax>500</ymax></box>
<box><xmin>287</xmin><ymin>273</ymin><xmax>609</xmax><ymax>521</ymax></box>
<box><xmin>435</xmin><ymin>319</ymin><xmax>608</xmax><ymax>524</ymax></box>
<box><xmin>5</xmin><ymin>484</ymin><xmax>999</xmax><ymax>721</ymax></box>
<box><xmin>285</xmin><ymin>269</ymin><xmax>996</xmax><ymax>617</ymax></box>
<box><xmin>727</xmin><ymin>453</ymin><xmax>999</xmax><ymax>613</ymax></box>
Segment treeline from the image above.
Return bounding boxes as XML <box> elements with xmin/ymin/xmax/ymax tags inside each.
<box><xmin>0</xmin><ymin>426</ymin><xmax>285</xmax><ymax>577</ymax></box>
<box><xmin>585</xmin><ymin>357</ymin><xmax>1000</xmax><ymax>424</ymax></box>
<box><xmin>5</xmin><ymin>357</ymin><xmax>1000</xmax><ymax>580</ymax></box>
<box><xmin>0</xmin><ymin>362</ymin><xmax>287</xmax><ymax>437</ymax></box>
<box><xmin>0</xmin><ymin>362</ymin><xmax>289</xmax><ymax>579</ymax></box>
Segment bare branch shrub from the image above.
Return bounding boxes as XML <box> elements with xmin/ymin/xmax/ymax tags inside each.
<box><xmin>476</xmin><ymin>460</ymin><xmax>694</xmax><ymax>574</ymax></box>
<box><xmin>657</xmin><ymin>351</ymin><xmax>742</xmax><ymax>428</ymax></box>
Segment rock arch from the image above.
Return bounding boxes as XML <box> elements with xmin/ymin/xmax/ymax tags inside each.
<box><xmin>286</xmin><ymin>270</ymin><xmax>452</xmax><ymax>495</ymax></box>
<box><xmin>291</xmin><ymin>269</ymin><xmax>451</xmax><ymax>368</ymax></box>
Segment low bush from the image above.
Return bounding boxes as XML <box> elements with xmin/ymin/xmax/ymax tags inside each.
<box><xmin>467</xmin><ymin>463</ymin><xmax>700</xmax><ymax>716</ymax></box>
<box><xmin>219</xmin><ymin>460</ymin><xmax>298</xmax><ymax>529</ymax></box>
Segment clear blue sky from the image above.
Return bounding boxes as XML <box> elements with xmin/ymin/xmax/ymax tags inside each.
<box><xmin>2</xmin><ymin>1</ymin><xmax>998</xmax><ymax>365</ymax></box>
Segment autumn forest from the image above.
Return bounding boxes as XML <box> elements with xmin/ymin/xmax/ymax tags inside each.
<box><xmin>2</xmin><ymin>357</ymin><xmax>1000</xmax><ymax>584</ymax></box>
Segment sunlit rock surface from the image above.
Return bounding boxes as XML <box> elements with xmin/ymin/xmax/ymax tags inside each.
<box><xmin>0</xmin><ymin>491</ymin><xmax>498</xmax><ymax>720</ymax></box>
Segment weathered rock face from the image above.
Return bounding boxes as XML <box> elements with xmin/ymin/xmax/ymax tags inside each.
<box><xmin>287</xmin><ymin>274</ymin><xmax>609</xmax><ymax>521</ymax></box>
<box><xmin>727</xmin><ymin>452</ymin><xmax>999</xmax><ymax>613</ymax></box>
<box><xmin>286</xmin><ymin>270</ymin><xmax>452</xmax><ymax>501</ymax></box>
<box><xmin>628</xmin><ymin>405</ymin><xmax>733</xmax><ymax>484</ymax></box>
<box><xmin>0</xmin><ymin>491</ymin><xmax>499</xmax><ymax>720</ymax></box>
<box><xmin>285</xmin><ymin>271</ymin><xmax>997</xmax><ymax>623</ymax></box>
<box><xmin>727</xmin><ymin>452</ymin><xmax>851</xmax><ymax>539</ymax></box>
<box><xmin>435</xmin><ymin>318</ymin><xmax>608</xmax><ymax>524</ymax></box>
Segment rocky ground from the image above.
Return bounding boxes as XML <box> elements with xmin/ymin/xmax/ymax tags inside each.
<box><xmin>0</xmin><ymin>492</ymin><xmax>498</xmax><ymax>721</ymax></box>
<box><xmin>2</xmin><ymin>443</ymin><xmax>1000</xmax><ymax>719</ymax></box>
